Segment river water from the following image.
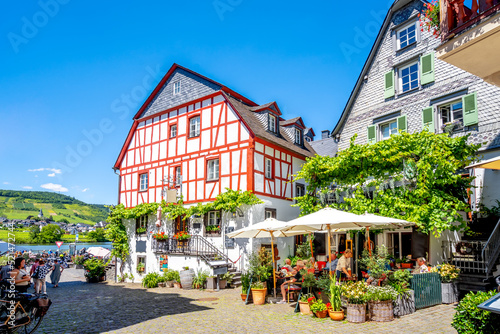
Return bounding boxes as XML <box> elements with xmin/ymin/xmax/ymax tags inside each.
<box><xmin>16</xmin><ymin>242</ymin><xmax>112</xmax><ymax>253</ymax></box>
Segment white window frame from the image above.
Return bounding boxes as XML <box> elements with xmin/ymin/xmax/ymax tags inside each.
<box><xmin>438</xmin><ymin>99</ymin><xmax>464</xmax><ymax>132</ymax></box>
<box><xmin>265</xmin><ymin>208</ymin><xmax>276</xmax><ymax>219</ymax></box>
<box><xmin>189</xmin><ymin>116</ymin><xmax>200</xmax><ymax>138</ymax></box>
<box><xmin>173</xmin><ymin>81</ymin><xmax>181</xmax><ymax>95</ymax></box>
<box><xmin>207</xmin><ymin>211</ymin><xmax>220</xmax><ymax>226</ymax></box>
<box><xmin>207</xmin><ymin>159</ymin><xmax>219</xmax><ymax>181</ymax></box>
<box><xmin>379</xmin><ymin>119</ymin><xmax>398</xmax><ymax>141</ymax></box>
<box><xmin>396</xmin><ymin>21</ymin><xmax>417</xmax><ymax>50</ymax></box>
<box><xmin>265</xmin><ymin>158</ymin><xmax>273</xmax><ymax>179</ymax></box>
<box><xmin>136</xmin><ymin>215</ymin><xmax>148</xmax><ymax>231</ymax></box>
<box><xmin>170</xmin><ymin>124</ymin><xmax>177</xmax><ymax>138</ymax></box>
<box><xmin>398</xmin><ymin>61</ymin><xmax>419</xmax><ymax>94</ymax></box>
<box><xmin>295</xmin><ymin>128</ymin><xmax>302</xmax><ymax>145</ymax></box>
<box><xmin>269</xmin><ymin>114</ymin><xmax>277</xmax><ymax>133</ymax></box>
<box><xmin>139</xmin><ymin>173</ymin><xmax>148</xmax><ymax>192</ymax></box>
<box><xmin>175</xmin><ymin>166</ymin><xmax>182</xmax><ymax>186</ymax></box>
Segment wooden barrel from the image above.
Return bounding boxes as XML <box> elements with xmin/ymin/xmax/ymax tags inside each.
<box><xmin>180</xmin><ymin>269</ymin><xmax>194</xmax><ymax>289</ymax></box>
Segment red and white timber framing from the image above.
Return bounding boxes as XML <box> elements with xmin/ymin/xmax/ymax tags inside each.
<box><xmin>115</xmin><ymin>92</ymin><xmax>304</xmax><ymax>208</ymax></box>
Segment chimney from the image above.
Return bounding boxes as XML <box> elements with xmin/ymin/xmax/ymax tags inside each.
<box><xmin>321</xmin><ymin>130</ymin><xmax>330</xmax><ymax>139</ymax></box>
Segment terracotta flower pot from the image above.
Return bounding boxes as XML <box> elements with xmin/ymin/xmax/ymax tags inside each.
<box><xmin>315</xmin><ymin>310</ymin><xmax>328</xmax><ymax>318</ymax></box>
<box><xmin>251</xmin><ymin>288</ymin><xmax>267</xmax><ymax>305</ymax></box>
<box><xmin>299</xmin><ymin>301</ymin><xmax>312</xmax><ymax>315</ymax></box>
<box><xmin>241</xmin><ymin>293</ymin><xmax>252</xmax><ymax>302</ymax></box>
<box><xmin>328</xmin><ymin>309</ymin><xmax>344</xmax><ymax>321</ymax></box>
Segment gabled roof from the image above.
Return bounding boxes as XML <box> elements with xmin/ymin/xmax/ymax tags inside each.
<box><xmin>331</xmin><ymin>0</ymin><xmax>413</xmax><ymax>136</ymax></box>
<box><xmin>223</xmin><ymin>92</ymin><xmax>316</xmax><ymax>158</ymax></box>
<box><xmin>304</xmin><ymin>127</ymin><xmax>316</xmax><ymax>137</ymax></box>
<box><xmin>280</xmin><ymin>117</ymin><xmax>306</xmax><ymax>129</ymax></box>
<box><xmin>249</xmin><ymin>102</ymin><xmax>282</xmax><ymax>115</ymax></box>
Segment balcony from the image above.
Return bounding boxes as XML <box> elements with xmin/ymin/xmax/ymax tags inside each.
<box><xmin>437</xmin><ymin>0</ymin><xmax>500</xmax><ymax>86</ymax></box>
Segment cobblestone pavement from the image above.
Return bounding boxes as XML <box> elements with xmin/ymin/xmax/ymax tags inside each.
<box><xmin>35</xmin><ymin>269</ymin><xmax>457</xmax><ymax>334</ymax></box>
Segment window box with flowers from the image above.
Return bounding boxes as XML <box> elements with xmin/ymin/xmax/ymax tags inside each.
<box><xmin>173</xmin><ymin>231</ymin><xmax>191</xmax><ymax>248</ymax></box>
<box><xmin>205</xmin><ymin>225</ymin><xmax>221</xmax><ymax>237</ymax></box>
<box><xmin>152</xmin><ymin>232</ymin><xmax>168</xmax><ymax>241</ymax></box>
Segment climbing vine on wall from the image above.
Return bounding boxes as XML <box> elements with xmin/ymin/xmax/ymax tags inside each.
<box><xmin>293</xmin><ymin>131</ymin><xmax>480</xmax><ymax>236</ymax></box>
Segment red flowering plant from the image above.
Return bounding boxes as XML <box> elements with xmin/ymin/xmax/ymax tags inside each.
<box><xmin>152</xmin><ymin>231</ymin><xmax>168</xmax><ymax>240</ymax></box>
<box><xmin>418</xmin><ymin>0</ymin><xmax>440</xmax><ymax>38</ymax></box>
<box><xmin>173</xmin><ymin>231</ymin><xmax>191</xmax><ymax>241</ymax></box>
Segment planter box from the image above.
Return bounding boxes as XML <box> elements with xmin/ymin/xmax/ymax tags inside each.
<box><xmin>299</xmin><ymin>301</ymin><xmax>312</xmax><ymax>315</ymax></box>
<box><xmin>346</xmin><ymin>303</ymin><xmax>366</xmax><ymax>323</ymax></box>
<box><xmin>219</xmin><ymin>279</ymin><xmax>227</xmax><ymax>289</ymax></box>
<box><xmin>401</xmin><ymin>263</ymin><xmax>413</xmax><ymax>269</ymax></box>
<box><xmin>206</xmin><ymin>277</ymin><xmax>217</xmax><ymax>290</ymax></box>
<box><xmin>394</xmin><ymin>290</ymin><xmax>415</xmax><ymax>317</ymax></box>
<box><xmin>368</xmin><ymin>300</ymin><xmax>394</xmax><ymax>322</ymax></box>
<box><xmin>442</xmin><ymin>283</ymin><xmax>458</xmax><ymax>304</ymax></box>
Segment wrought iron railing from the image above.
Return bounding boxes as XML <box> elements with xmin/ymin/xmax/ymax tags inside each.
<box><xmin>440</xmin><ymin>0</ymin><xmax>500</xmax><ymax>40</ymax></box>
<box><xmin>482</xmin><ymin>217</ymin><xmax>500</xmax><ymax>274</ymax></box>
<box><xmin>152</xmin><ymin>235</ymin><xmax>234</xmax><ymax>267</ymax></box>
<box><xmin>442</xmin><ymin>239</ymin><xmax>487</xmax><ymax>273</ymax></box>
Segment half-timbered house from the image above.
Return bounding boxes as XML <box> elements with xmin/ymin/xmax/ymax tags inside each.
<box><xmin>113</xmin><ymin>64</ymin><xmax>316</xmax><ymax>279</ymax></box>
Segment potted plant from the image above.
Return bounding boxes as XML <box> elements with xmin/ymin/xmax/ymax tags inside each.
<box><xmin>173</xmin><ymin>231</ymin><xmax>191</xmax><ymax>248</ymax></box>
<box><xmin>83</xmin><ymin>258</ymin><xmax>107</xmax><ymax>283</ymax></box>
<box><xmin>366</xmin><ymin>285</ymin><xmax>397</xmax><ymax>322</ymax></box>
<box><xmin>328</xmin><ymin>274</ymin><xmax>344</xmax><ymax>321</ymax></box>
<box><xmin>250</xmin><ymin>281</ymin><xmax>267</xmax><ymax>305</ymax></box>
<box><xmin>387</xmin><ymin>270</ymin><xmax>415</xmax><ymax>316</ymax></box>
<box><xmin>431</xmin><ymin>263</ymin><xmax>460</xmax><ymax>304</ymax></box>
<box><xmin>152</xmin><ymin>231</ymin><xmax>168</xmax><ymax>241</ymax></box>
<box><xmin>162</xmin><ymin>270</ymin><xmax>175</xmax><ymax>287</ymax></box>
<box><xmin>142</xmin><ymin>272</ymin><xmax>160</xmax><ymax>288</ymax></box>
<box><xmin>240</xmin><ymin>272</ymin><xmax>252</xmax><ymax>301</ymax></box>
<box><xmin>172</xmin><ymin>270</ymin><xmax>181</xmax><ymax>288</ymax></box>
<box><xmin>341</xmin><ymin>281</ymin><xmax>368</xmax><ymax>323</ymax></box>
<box><xmin>192</xmin><ymin>269</ymin><xmax>209</xmax><ymax>289</ymax></box>
<box><xmin>249</xmin><ymin>250</ymin><xmax>272</xmax><ymax>305</ymax></box>
<box><xmin>298</xmin><ymin>293</ymin><xmax>314</xmax><ymax>315</ymax></box>
<box><xmin>136</xmin><ymin>227</ymin><xmax>147</xmax><ymax>235</ymax></box>
<box><xmin>137</xmin><ymin>262</ymin><xmax>145</xmax><ymax>273</ymax></box>
<box><xmin>221</xmin><ymin>271</ymin><xmax>235</xmax><ymax>288</ymax></box>
<box><xmin>310</xmin><ymin>299</ymin><xmax>328</xmax><ymax>318</ymax></box>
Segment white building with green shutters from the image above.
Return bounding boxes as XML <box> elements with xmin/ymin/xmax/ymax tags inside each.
<box><xmin>331</xmin><ymin>0</ymin><xmax>500</xmax><ymax>265</ymax></box>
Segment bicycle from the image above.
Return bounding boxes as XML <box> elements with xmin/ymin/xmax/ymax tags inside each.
<box><xmin>0</xmin><ymin>289</ymin><xmax>51</xmax><ymax>334</ymax></box>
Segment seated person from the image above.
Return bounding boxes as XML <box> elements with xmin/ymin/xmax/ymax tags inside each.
<box><xmin>309</xmin><ymin>257</ymin><xmax>318</xmax><ymax>271</ymax></box>
<box><xmin>323</xmin><ymin>254</ymin><xmax>338</xmax><ymax>272</ymax></box>
<box><xmin>412</xmin><ymin>257</ymin><xmax>429</xmax><ymax>274</ymax></box>
<box><xmin>278</xmin><ymin>260</ymin><xmax>305</xmax><ymax>304</ymax></box>
<box><xmin>281</xmin><ymin>259</ymin><xmax>293</xmax><ymax>272</ymax></box>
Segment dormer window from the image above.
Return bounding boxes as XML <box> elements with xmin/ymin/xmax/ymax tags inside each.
<box><xmin>294</xmin><ymin>128</ymin><xmax>303</xmax><ymax>145</ymax></box>
<box><xmin>268</xmin><ymin>114</ymin><xmax>277</xmax><ymax>133</ymax></box>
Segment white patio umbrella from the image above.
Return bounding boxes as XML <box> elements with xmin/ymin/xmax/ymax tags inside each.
<box><xmin>86</xmin><ymin>246</ymin><xmax>111</xmax><ymax>259</ymax></box>
<box><xmin>282</xmin><ymin>208</ymin><xmax>414</xmax><ymax>274</ymax></box>
<box><xmin>227</xmin><ymin>218</ymin><xmax>310</xmax><ymax>298</ymax></box>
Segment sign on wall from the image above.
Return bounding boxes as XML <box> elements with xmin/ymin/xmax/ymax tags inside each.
<box><xmin>225</xmin><ymin>226</ymin><xmax>235</xmax><ymax>248</ymax></box>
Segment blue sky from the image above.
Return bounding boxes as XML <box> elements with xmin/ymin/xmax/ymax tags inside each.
<box><xmin>0</xmin><ymin>0</ymin><xmax>394</xmax><ymax>205</ymax></box>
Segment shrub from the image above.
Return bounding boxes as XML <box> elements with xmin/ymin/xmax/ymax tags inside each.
<box><xmin>83</xmin><ymin>258</ymin><xmax>107</xmax><ymax>278</ymax></box>
<box><xmin>142</xmin><ymin>272</ymin><xmax>160</xmax><ymax>288</ymax></box>
<box><xmin>452</xmin><ymin>290</ymin><xmax>500</xmax><ymax>334</ymax></box>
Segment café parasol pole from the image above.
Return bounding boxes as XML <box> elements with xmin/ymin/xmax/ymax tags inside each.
<box><xmin>270</xmin><ymin>231</ymin><xmax>277</xmax><ymax>299</ymax></box>
<box><xmin>327</xmin><ymin>225</ymin><xmax>332</xmax><ymax>276</ymax></box>
<box><xmin>309</xmin><ymin>233</ymin><xmax>314</xmax><ymax>258</ymax></box>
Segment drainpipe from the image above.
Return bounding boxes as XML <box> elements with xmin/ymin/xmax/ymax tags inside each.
<box><xmin>113</xmin><ymin>167</ymin><xmax>120</xmax><ymax>282</ymax></box>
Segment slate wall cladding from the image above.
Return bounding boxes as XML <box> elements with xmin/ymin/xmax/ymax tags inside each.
<box><xmin>337</xmin><ymin>0</ymin><xmax>500</xmax><ymax>152</ymax></box>
<box><xmin>140</xmin><ymin>68</ymin><xmax>221</xmax><ymax>118</ymax></box>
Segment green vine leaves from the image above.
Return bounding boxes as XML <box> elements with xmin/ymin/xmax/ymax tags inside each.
<box><xmin>293</xmin><ymin>131</ymin><xmax>480</xmax><ymax>237</ymax></box>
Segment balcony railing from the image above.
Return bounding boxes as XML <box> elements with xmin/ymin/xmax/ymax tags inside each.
<box><xmin>440</xmin><ymin>0</ymin><xmax>500</xmax><ymax>40</ymax></box>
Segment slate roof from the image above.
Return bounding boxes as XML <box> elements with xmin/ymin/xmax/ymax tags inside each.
<box><xmin>280</xmin><ymin>117</ymin><xmax>302</xmax><ymax>127</ymax></box>
<box><xmin>223</xmin><ymin>92</ymin><xmax>316</xmax><ymax>158</ymax></box>
<box><xmin>309</xmin><ymin>137</ymin><xmax>338</xmax><ymax>157</ymax></box>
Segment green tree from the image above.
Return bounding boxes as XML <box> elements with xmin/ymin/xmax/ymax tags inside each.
<box><xmin>87</xmin><ymin>228</ymin><xmax>108</xmax><ymax>242</ymax></box>
<box><xmin>34</xmin><ymin>224</ymin><xmax>65</xmax><ymax>243</ymax></box>
<box><xmin>294</xmin><ymin>131</ymin><xmax>480</xmax><ymax>236</ymax></box>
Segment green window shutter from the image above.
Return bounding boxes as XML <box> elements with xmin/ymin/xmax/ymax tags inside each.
<box><xmin>397</xmin><ymin>115</ymin><xmax>407</xmax><ymax>133</ymax></box>
<box><xmin>420</xmin><ymin>52</ymin><xmax>435</xmax><ymax>85</ymax></box>
<box><xmin>422</xmin><ymin>107</ymin><xmax>435</xmax><ymax>133</ymax></box>
<box><xmin>384</xmin><ymin>70</ymin><xmax>395</xmax><ymax>99</ymax></box>
<box><xmin>367</xmin><ymin>125</ymin><xmax>376</xmax><ymax>144</ymax></box>
<box><xmin>462</xmin><ymin>93</ymin><xmax>478</xmax><ymax>126</ymax></box>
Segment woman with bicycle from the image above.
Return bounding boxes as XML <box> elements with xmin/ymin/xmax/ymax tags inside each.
<box><xmin>10</xmin><ymin>257</ymin><xmax>31</xmax><ymax>293</ymax></box>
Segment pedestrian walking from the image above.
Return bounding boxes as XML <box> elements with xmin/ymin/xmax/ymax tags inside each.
<box><xmin>33</xmin><ymin>260</ymin><xmax>52</xmax><ymax>294</ymax></box>
<box><xmin>50</xmin><ymin>259</ymin><xmax>64</xmax><ymax>288</ymax></box>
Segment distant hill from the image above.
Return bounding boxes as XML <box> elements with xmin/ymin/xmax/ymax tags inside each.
<box><xmin>0</xmin><ymin>190</ymin><xmax>109</xmax><ymax>225</ymax></box>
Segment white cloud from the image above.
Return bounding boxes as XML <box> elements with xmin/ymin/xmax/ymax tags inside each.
<box><xmin>28</xmin><ymin>168</ymin><xmax>62</xmax><ymax>174</ymax></box>
<box><xmin>82</xmin><ymin>188</ymin><xmax>89</xmax><ymax>192</ymax></box>
<box><xmin>2</xmin><ymin>182</ymin><xmax>9</xmax><ymax>185</ymax></box>
<box><xmin>22</xmin><ymin>186</ymin><xmax>33</xmax><ymax>189</ymax></box>
<box><xmin>48</xmin><ymin>173</ymin><xmax>56</xmax><ymax>177</ymax></box>
<box><xmin>40</xmin><ymin>183</ymin><xmax>68</xmax><ymax>192</ymax></box>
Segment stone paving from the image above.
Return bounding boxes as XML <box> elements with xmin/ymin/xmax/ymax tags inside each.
<box><xmin>34</xmin><ymin>269</ymin><xmax>457</xmax><ymax>333</ymax></box>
